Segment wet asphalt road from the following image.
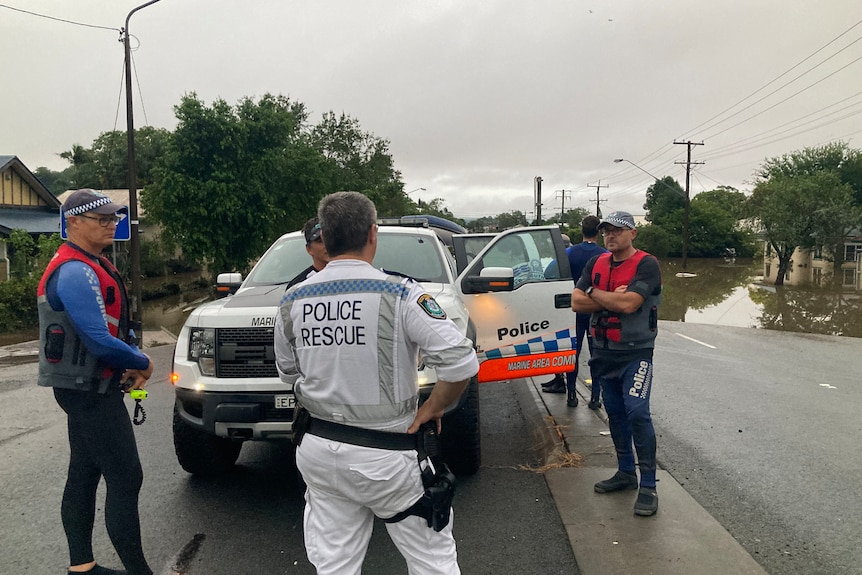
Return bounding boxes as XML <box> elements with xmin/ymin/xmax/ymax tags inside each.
<box><xmin>652</xmin><ymin>322</ymin><xmax>862</xmax><ymax>575</ymax></box>
<box><xmin>0</xmin><ymin>344</ymin><xmax>578</xmax><ymax>575</ymax></box>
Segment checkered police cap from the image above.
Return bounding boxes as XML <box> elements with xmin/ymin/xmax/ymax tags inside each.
<box><xmin>62</xmin><ymin>189</ymin><xmax>124</xmax><ymax>217</ymax></box>
<box><xmin>598</xmin><ymin>211</ymin><xmax>636</xmax><ymax>230</ymax></box>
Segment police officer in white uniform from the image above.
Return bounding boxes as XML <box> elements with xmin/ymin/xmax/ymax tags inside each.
<box><xmin>275</xmin><ymin>192</ymin><xmax>479</xmax><ymax>575</ymax></box>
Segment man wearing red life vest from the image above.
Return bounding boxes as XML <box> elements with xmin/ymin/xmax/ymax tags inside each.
<box><xmin>38</xmin><ymin>189</ymin><xmax>154</xmax><ymax>575</ymax></box>
<box><xmin>571</xmin><ymin>211</ymin><xmax>662</xmax><ymax>517</ymax></box>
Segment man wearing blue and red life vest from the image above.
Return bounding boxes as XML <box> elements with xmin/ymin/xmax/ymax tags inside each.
<box><xmin>38</xmin><ymin>189</ymin><xmax>154</xmax><ymax>575</ymax></box>
<box><xmin>571</xmin><ymin>211</ymin><xmax>662</xmax><ymax>517</ymax></box>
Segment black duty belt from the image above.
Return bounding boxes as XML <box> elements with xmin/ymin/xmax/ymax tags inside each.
<box><xmin>307</xmin><ymin>417</ymin><xmax>419</xmax><ymax>451</ymax></box>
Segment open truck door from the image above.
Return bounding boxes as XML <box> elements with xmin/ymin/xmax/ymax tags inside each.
<box><xmin>453</xmin><ymin>226</ymin><xmax>578</xmax><ymax>383</ymax></box>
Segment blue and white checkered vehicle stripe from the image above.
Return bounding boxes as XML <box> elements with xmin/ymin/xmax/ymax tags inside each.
<box><xmin>281</xmin><ymin>278</ymin><xmax>411</xmax><ymax>305</ymax></box>
<box><xmin>480</xmin><ymin>328</ymin><xmax>577</xmax><ymax>361</ymax></box>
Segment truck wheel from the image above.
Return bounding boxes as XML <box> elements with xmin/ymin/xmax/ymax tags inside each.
<box><xmin>173</xmin><ymin>407</ymin><xmax>242</xmax><ymax>476</ymax></box>
<box><xmin>441</xmin><ymin>376</ymin><xmax>481</xmax><ymax>475</ymax></box>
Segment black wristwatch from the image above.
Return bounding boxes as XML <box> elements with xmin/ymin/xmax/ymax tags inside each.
<box><xmin>585</xmin><ymin>286</ymin><xmax>595</xmax><ymax>296</ymax></box>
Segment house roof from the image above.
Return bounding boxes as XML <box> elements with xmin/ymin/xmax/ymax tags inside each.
<box><xmin>0</xmin><ymin>207</ymin><xmax>61</xmax><ymax>236</ymax></box>
<box><xmin>0</xmin><ymin>155</ymin><xmax>60</xmax><ymax>208</ymax></box>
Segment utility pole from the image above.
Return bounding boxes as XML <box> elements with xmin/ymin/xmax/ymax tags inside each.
<box><xmin>588</xmin><ymin>180</ymin><xmax>608</xmax><ymax>218</ymax></box>
<box><xmin>122</xmin><ymin>0</ymin><xmax>164</xmax><ymax>343</ymax></box>
<box><xmin>554</xmin><ymin>189</ymin><xmax>571</xmax><ymax>222</ymax></box>
<box><xmin>534</xmin><ymin>176</ymin><xmax>543</xmax><ymax>224</ymax></box>
<box><xmin>673</xmin><ymin>140</ymin><xmax>704</xmax><ymax>270</ymax></box>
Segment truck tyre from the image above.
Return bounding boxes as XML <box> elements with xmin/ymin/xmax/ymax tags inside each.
<box><xmin>441</xmin><ymin>376</ymin><xmax>481</xmax><ymax>475</ymax></box>
<box><xmin>173</xmin><ymin>406</ymin><xmax>242</xmax><ymax>476</ymax></box>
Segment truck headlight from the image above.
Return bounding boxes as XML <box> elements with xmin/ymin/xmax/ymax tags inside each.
<box><xmin>188</xmin><ymin>327</ymin><xmax>216</xmax><ymax>376</ymax></box>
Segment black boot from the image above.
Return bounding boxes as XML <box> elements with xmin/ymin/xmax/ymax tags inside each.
<box><xmin>542</xmin><ymin>378</ymin><xmax>566</xmax><ymax>393</ymax></box>
<box><xmin>566</xmin><ymin>390</ymin><xmax>579</xmax><ymax>407</ymax></box>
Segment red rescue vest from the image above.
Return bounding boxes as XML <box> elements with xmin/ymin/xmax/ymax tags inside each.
<box><xmin>589</xmin><ymin>250</ymin><xmax>660</xmax><ymax>350</ymax></box>
<box><xmin>37</xmin><ymin>243</ymin><xmax>130</xmax><ymax>392</ymax></box>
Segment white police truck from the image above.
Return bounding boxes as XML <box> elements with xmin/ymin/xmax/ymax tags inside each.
<box><xmin>171</xmin><ymin>218</ymin><xmax>576</xmax><ymax>476</ymax></box>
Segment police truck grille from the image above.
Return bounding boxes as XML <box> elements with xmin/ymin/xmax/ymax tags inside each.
<box><xmin>216</xmin><ymin>327</ymin><xmax>277</xmax><ymax>378</ymax></box>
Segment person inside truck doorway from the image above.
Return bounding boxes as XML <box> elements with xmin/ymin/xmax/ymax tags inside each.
<box><xmin>286</xmin><ymin>217</ymin><xmax>331</xmax><ymax>289</ymax></box>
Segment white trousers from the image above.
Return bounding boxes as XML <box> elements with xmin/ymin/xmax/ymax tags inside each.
<box><xmin>296</xmin><ymin>433</ymin><xmax>461</xmax><ymax>575</ymax></box>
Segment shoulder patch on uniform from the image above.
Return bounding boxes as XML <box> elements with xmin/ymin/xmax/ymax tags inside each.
<box><xmin>417</xmin><ymin>294</ymin><xmax>447</xmax><ymax>319</ymax></box>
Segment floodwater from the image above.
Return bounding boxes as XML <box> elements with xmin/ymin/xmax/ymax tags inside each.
<box><xmin>660</xmin><ymin>258</ymin><xmax>862</xmax><ymax>338</ymax></box>
<box><xmin>139</xmin><ymin>274</ymin><xmax>212</xmax><ymax>336</ymax></box>
<box><xmin>2</xmin><ymin>260</ymin><xmax>860</xmax><ymax>347</ymax></box>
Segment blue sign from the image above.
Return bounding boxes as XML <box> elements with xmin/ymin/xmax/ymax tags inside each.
<box><xmin>60</xmin><ymin>206</ymin><xmax>131</xmax><ymax>241</ymax></box>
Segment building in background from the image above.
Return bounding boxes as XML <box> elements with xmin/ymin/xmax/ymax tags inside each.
<box><xmin>0</xmin><ymin>155</ymin><xmax>60</xmax><ymax>281</ymax></box>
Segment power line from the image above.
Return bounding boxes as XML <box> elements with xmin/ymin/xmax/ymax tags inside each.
<box><xmin>701</xmin><ymin>90</ymin><xmax>862</xmax><ymax>158</ymax></box>
<box><xmin>702</xmin><ymin>52</ymin><xmax>862</xmax><ymax>141</ymax></box>
<box><xmin>0</xmin><ymin>3</ymin><xmax>118</xmax><ymax>31</ymax></box>
<box><xmin>677</xmin><ymin>18</ymin><xmax>862</xmax><ymax>141</ymax></box>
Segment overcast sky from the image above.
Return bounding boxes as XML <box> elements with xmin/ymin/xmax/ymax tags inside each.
<box><xmin>3</xmin><ymin>1</ymin><xmax>862</xmax><ymax>220</ymax></box>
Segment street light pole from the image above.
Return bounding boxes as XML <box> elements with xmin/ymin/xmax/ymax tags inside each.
<box><xmin>123</xmin><ymin>0</ymin><xmax>164</xmax><ymax>342</ymax></box>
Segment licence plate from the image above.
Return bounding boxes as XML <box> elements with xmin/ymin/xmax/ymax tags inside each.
<box><xmin>274</xmin><ymin>395</ymin><xmax>295</xmax><ymax>409</ymax></box>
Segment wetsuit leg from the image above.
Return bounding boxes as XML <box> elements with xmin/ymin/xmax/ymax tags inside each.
<box><xmin>598</xmin><ymin>374</ymin><xmax>636</xmax><ymax>474</ymax></box>
<box><xmin>55</xmin><ymin>389</ymin><xmax>152</xmax><ymax>575</ymax></box>
<box><xmin>620</xmin><ymin>359</ymin><xmax>657</xmax><ymax>488</ymax></box>
<box><xmin>56</xmin><ymin>389</ymin><xmax>101</xmax><ymax>567</ymax></box>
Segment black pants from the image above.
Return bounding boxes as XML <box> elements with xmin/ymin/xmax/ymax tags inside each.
<box><xmin>54</xmin><ymin>388</ymin><xmax>152</xmax><ymax>575</ymax></box>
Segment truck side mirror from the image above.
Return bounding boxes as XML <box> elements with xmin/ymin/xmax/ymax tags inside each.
<box><xmin>462</xmin><ymin>267</ymin><xmax>515</xmax><ymax>294</ymax></box>
<box><xmin>215</xmin><ymin>272</ymin><xmax>243</xmax><ymax>298</ymax></box>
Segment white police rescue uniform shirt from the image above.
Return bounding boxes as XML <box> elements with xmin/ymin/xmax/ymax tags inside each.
<box><xmin>274</xmin><ymin>258</ymin><xmax>477</xmax><ymax>575</ymax></box>
<box><xmin>275</xmin><ymin>259</ymin><xmax>478</xmax><ymax>431</ymax></box>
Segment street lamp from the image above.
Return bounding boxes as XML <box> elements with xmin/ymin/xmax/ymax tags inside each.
<box><xmin>406</xmin><ymin>187</ymin><xmax>426</xmax><ymax>194</ymax></box>
<box><xmin>613</xmin><ymin>158</ymin><xmax>693</xmax><ymax>273</ymax></box>
<box><xmin>123</xmin><ymin>0</ymin><xmax>165</xmax><ymax>343</ymax></box>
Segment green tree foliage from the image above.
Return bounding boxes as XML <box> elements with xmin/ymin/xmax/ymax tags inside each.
<box><xmin>749</xmin><ymin>143</ymin><xmax>862</xmax><ymax>286</ymax></box>
<box><xmin>33</xmin><ymin>167</ymin><xmax>72</xmax><ymax>195</ymax></box>
<box><xmin>0</xmin><ymin>276</ymin><xmax>38</xmax><ymax>332</ymax></box>
<box><xmin>37</xmin><ymin>234</ymin><xmax>63</xmax><ymax>269</ymax></box>
<box><xmin>58</xmin><ymin>144</ymin><xmax>97</xmax><ymax>191</ymax></box>
<box><xmin>544</xmin><ymin>207</ymin><xmax>591</xmax><ymax>237</ymax></box>
<box><xmin>144</xmin><ymin>93</ymin><xmax>401</xmax><ymax>275</ymax></box>
<box><xmin>7</xmin><ymin>229</ymin><xmax>37</xmax><ymax>279</ymax></box>
<box><xmin>633</xmin><ymin>224</ymin><xmax>675</xmax><ymax>259</ymax></box>
<box><xmin>310</xmin><ymin>111</ymin><xmax>406</xmax><ymax>217</ymax></box>
<box><xmin>640</xmin><ymin>183</ymin><xmax>754</xmax><ymax>259</ymax></box>
<box><xmin>145</xmin><ymin>94</ymin><xmax>305</xmax><ymax>274</ymax></box>
<box><xmin>643</xmin><ymin>177</ymin><xmax>685</xmax><ymax>226</ymax></box>
<box><xmin>0</xmin><ymin>231</ymin><xmax>62</xmax><ymax>333</ymax></box>
<box><xmin>38</xmin><ymin>128</ymin><xmax>171</xmax><ymax>194</ymax></box>
<box><xmin>464</xmin><ymin>211</ymin><xmax>529</xmax><ymax>232</ymax></box>
<box><xmin>688</xmin><ymin>188</ymin><xmax>755</xmax><ymax>258</ymax></box>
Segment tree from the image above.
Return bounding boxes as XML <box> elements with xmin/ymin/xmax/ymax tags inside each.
<box><xmin>750</xmin><ymin>144</ymin><xmax>862</xmax><ymax>286</ymax></box>
<box><xmin>145</xmin><ymin>94</ymin><xmax>318</xmax><ymax>274</ymax></box>
<box><xmin>748</xmin><ymin>171</ymin><xmax>850</xmax><ymax>285</ymax></box>
<box><xmin>687</xmin><ymin>188</ymin><xmax>755</xmax><ymax>258</ymax></box>
<box><xmin>310</xmin><ymin>111</ymin><xmax>405</xmax><ymax>216</ymax></box>
<box><xmin>497</xmin><ymin>210</ymin><xmax>528</xmax><ymax>230</ymax></box>
<box><xmin>88</xmin><ymin>127</ymin><xmax>171</xmax><ymax>189</ymax></box>
<box><xmin>59</xmin><ymin>144</ymin><xmax>98</xmax><ymax>190</ymax></box>
<box><xmin>7</xmin><ymin>229</ymin><xmax>37</xmax><ymax>279</ymax></box>
<box><xmin>643</xmin><ymin>177</ymin><xmax>684</xmax><ymax>226</ymax></box>
<box><xmin>33</xmin><ymin>167</ymin><xmax>72</xmax><ymax>195</ymax></box>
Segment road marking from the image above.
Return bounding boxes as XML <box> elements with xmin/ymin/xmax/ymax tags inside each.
<box><xmin>674</xmin><ymin>332</ymin><xmax>717</xmax><ymax>349</ymax></box>
<box><xmin>819</xmin><ymin>383</ymin><xmax>837</xmax><ymax>389</ymax></box>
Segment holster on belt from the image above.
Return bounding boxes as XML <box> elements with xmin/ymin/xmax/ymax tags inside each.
<box><xmin>301</xmin><ymin>416</ymin><xmax>457</xmax><ymax>532</ymax></box>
